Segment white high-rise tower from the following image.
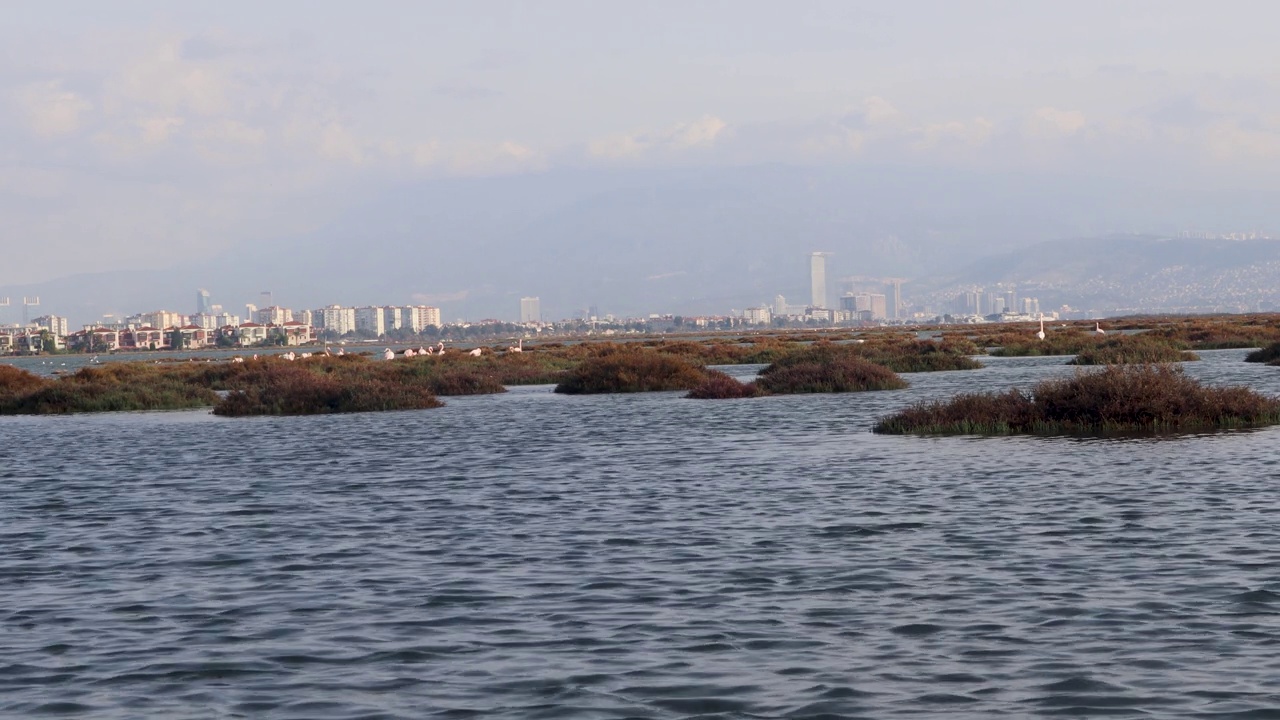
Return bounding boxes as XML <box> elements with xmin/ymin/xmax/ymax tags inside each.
<box><xmin>810</xmin><ymin>253</ymin><xmax>830</xmax><ymax>309</ymax></box>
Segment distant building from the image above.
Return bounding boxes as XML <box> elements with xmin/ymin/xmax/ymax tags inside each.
<box><xmin>141</xmin><ymin>310</ymin><xmax>185</xmax><ymax>330</ymax></box>
<box><xmin>888</xmin><ymin>280</ymin><xmax>903</xmax><ymax>320</ymax></box>
<box><xmin>315</xmin><ymin>305</ymin><xmax>356</xmax><ymax>335</ymax></box>
<box><xmin>400</xmin><ymin>305</ymin><xmax>441</xmax><ymax>332</ymax></box>
<box><xmin>258</xmin><ymin>291</ymin><xmax>273</xmax><ymax>309</ymax></box>
<box><xmin>810</xmin><ymin>253</ymin><xmax>829</xmax><ymax>308</ymax></box>
<box><xmin>383</xmin><ymin>306</ymin><xmax>403</xmax><ymax>331</ymax></box>
<box><xmin>520</xmin><ymin>296</ymin><xmax>541</xmax><ymax>324</ymax></box>
<box><xmin>841</xmin><ymin>293</ymin><xmax>886</xmax><ymax>320</ymax></box>
<box><xmin>33</xmin><ymin>315</ymin><xmax>69</xmax><ymax>337</ymax></box>
<box><xmin>774</xmin><ymin>294</ymin><xmax>787</xmax><ymax>318</ymax></box>
<box><xmin>254</xmin><ymin>306</ymin><xmax>292</xmax><ymax>326</ymax></box>
<box><xmin>196</xmin><ymin>289</ymin><xmax>212</xmax><ymax>315</ymax></box>
<box><xmin>355</xmin><ymin>306</ymin><xmax>386</xmax><ymax>337</ymax></box>
<box><xmin>744</xmin><ymin>306</ymin><xmax>772</xmax><ymax>324</ymax></box>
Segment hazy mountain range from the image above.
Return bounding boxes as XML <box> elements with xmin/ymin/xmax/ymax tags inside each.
<box><xmin>3</xmin><ymin>165</ymin><xmax>1278</xmax><ymax>327</ymax></box>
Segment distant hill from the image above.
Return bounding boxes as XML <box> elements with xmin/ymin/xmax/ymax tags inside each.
<box><xmin>916</xmin><ymin>236</ymin><xmax>1280</xmax><ymax>314</ymax></box>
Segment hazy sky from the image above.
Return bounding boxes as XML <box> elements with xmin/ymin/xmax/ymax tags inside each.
<box><xmin>4</xmin><ymin>0</ymin><xmax>1280</xmax><ymax>286</ymax></box>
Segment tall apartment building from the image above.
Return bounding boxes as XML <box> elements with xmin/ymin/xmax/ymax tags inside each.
<box><xmin>355</xmin><ymin>306</ymin><xmax>386</xmax><ymax>337</ymax></box>
<box><xmin>842</xmin><ymin>293</ymin><xmax>887</xmax><ymax>320</ymax></box>
<box><xmin>316</xmin><ymin>305</ymin><xmax>357</xmax><ymax>335</ymax></box>
<box><xmin>32</xmin><ymin>315</ymin><xmax>70</xmax><ymax>337</ymax></box>
<box><xmin>383</xmin><ymin>306</ymin><xmax>403</xmax><ymax>331</ymax></box>
<box><xmin>744</xmin><ymin>306</ymin><xmax>772</xmax><ymax>324</ymax></box>
<box><xmin>520</xmin><ymin>297</ymin><xmax>541</xmax><ymax>324</ymax></box>
<box><xmin>254</xmin><ymin>306</ymin><xmax>292</xmax><ymax>325</ymax></box>
<box><xmin>196</xmin><ymin>289</ymin><xmax>212</xmax><ymax>315</ymax></box>
<box><xmin>141</xmin><ymin>310</ymin><xmax>185</xmax><ymax>330</ymax></box>
<box><xmin>400</xmin><ymin>306</ymin><xmax>441</xmax><ymax>332</ymax></box>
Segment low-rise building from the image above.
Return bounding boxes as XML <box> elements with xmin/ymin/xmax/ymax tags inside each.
<box><xmin>236</xmin><ymin>322</ymin><xmax>269</xmax><ymax>345</ymax></box>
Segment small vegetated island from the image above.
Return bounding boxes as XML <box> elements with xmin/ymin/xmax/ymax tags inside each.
<box><xmin>1068</xmin><ymin>335</ymin><xmax>1198</xmax><ymax>365</ymax></box>
<box><xmin>686</xmin><ymin>341</ymin><xmax>981</xmax><ymax>399</ymax></box>
<box><xmin>1245</xmin><ymin>341</ymin><xmax>1280</xmax><ymax>365</ymax></box>
<box><xmin>0</xmin><ymin>354</ymin><xmax>526</xmax><ymax>416</ymax></box>
<box><xmin>873</xmin><ymin>364</ymin><xmax>1280</xmax><ymax>435</ymax></box>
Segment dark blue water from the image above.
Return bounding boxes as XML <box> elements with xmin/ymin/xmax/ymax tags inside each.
<box><xmin>5</xmin><ymin>350</ymin><xmax>1280</xmax><ymax>718</ymax></box>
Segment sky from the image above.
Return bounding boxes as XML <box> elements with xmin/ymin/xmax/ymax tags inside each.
<box><xmin>3</xmin><ymin>0</ymin><xmax>1280</xmax><ymax>289</ymax></box>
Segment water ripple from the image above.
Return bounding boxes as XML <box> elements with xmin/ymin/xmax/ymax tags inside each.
<box><xmin>3</xmin><ymin>350</ymin><xmax>1280</xmax><ymax>717</ymax></box>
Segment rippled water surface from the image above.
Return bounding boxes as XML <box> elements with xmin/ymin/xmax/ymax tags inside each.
<box><xmin>5</xmin><ymin>350</ymin><xmax>1280</xmax><ymax>718</ymax></box>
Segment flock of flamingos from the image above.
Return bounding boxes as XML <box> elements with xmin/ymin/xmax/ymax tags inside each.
<box><xmin>225</xmin><ymin>338</ymin><xmax>526</xmax><ymax>364</ymax></box>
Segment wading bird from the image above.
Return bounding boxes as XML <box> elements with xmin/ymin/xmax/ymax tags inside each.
<box><xmin>1036</xmin><ymin>319</ymin><xmax>1046</xmax><ymax>341</ymax></box>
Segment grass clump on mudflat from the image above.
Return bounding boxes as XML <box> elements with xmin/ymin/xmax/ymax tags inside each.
<box><xmin>1069</xmin><ymin>335</ymin><xmax>1197</xmax><ymax>365</ymax></box>
<box><xmin>755</xmin><ymin>346</ymin><xmax>908</xmax><ymax>394</ymax></box>
<box><xmin>873</xmin><ymin>364</ymin><xmax>1280</xmax><ymax>435</ymax></box>
<box><xmin>554</xmin><ymin>349</ymin><xmax>709</xmax><ymax>394</ymax></box>
<box><xmin>214</xmin><ymin>362</ymin><xmax>442</xmax><ymax>416</ymax></box>
<box><xmin>988</xmin><ymin>330</ymin><xmax>1100</xmax><ymax>357</ymax></box>
<box><xmin>1245</xmin><ymin>342</ymin><xmax>1280</xmax><ymax>364</ymax></box>
<box><xmin>685</xmin><ymin>370</ymin><xmax>763</xmax><ymax>399</ymax></box>
<box><xmin>852</xmin><ymin>339</ymin><xmax>983</xmax><ymax>372</ymax></box>
<box><xmin>1</xmin><ymin>363</ymin><xmax>219</xmax><ymax>414</ymax></box>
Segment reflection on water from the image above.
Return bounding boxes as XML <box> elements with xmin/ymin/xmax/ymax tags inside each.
<box><xmin>3</xmin><ymin>350</ymin><xmax>1280</xmax><ymax>718</ymax></box>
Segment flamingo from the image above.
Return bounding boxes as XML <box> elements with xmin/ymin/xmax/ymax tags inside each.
<box><xmin>1036</xmin><ymin>319</ymin><xmax>1046</xmax><ymax>341</ymax></box>
<box><xmin>468</xmin><ymin>347</ymin><xmax>482</xmax><ymax>357</ymax></box>
<box><xmin>337</xmin><ymin>348</ymin><xmax>345</xmax><ymax>356</ymax></box>
<box><xmin>507</xmin><ymin>338</ymin><xmax>523</xmax><ymax>353</ymax></box>
<box><xmin>300</xmin><ymin>352</ymin><xmax>312</xmax><ymax>359</ymax></box>
<box><xmin>404</xmin><ymin>348</ymin><xmax>417</xmax><ymax>357</ymax></box>
<box><xmin>1095</xmin><ymin>322</ymin><xmax>1106</xmax><ymax>335</ymax></box>
<box><xmin>436</xmin><ymin>341</ymin><xmax>445</xmax><ymax>353</ymax></box>
<box><xmin>383</xmin><ymin>348</ymin><xmax>395</xmax><ymax>360</ymax></box>
<box><xmin>418</xmin><ymin>346</ymin><xmax>428</xmax><ymax>355</ymax></box>
<box><xmin>324</xmin><ymin>346</ymin><xmax>333</xmax><ymax>357</ymax></box>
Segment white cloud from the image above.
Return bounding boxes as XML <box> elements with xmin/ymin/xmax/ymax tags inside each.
<box><xmin>862</xmin><ymin>96</ymin><xmax>900</xmax><ymax>126</ymax></box>
<box><xmin>912</xmin><ymin>117</ymin><xmax>994</xmax><ymax>150</ymax></box>
<box><xmin>1027</xmin><ymin>107</ymin><xmax>1086</xmax><ymax>137</ymax></box>
<box><xmin>317</xmin><ymin>122</ymin><xmax>365</xmax><ymax>164</ymax></box>
<box><xmin>448</xmin><ymin>141</ymin><xmax>542</xmax><ymax>175</ymax></box>
<box><xmin>13</xmin><ymin>81</ymin><xmax>92</xmax><ymax>137</ymax></box>
<box><xmin>139</xmin><ymin>115</ymin><xmax>184</xmax><ymax>144</ymax></box>
<box><xmin>589</xmin><ymin>114</ymin><xmax>727</xmax><ymax>160</ymax></box>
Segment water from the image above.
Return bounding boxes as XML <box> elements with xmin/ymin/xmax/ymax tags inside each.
<box><xmin>5</xmin><ymin>350</ymin><xmax>1280</xmax><ymax>718</ymax></box>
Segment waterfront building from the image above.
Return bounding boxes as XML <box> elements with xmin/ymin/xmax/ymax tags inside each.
<box><xmin>254</xmin><ymin>306</ymin><xmax>292</xmax><ymax>326</ymax></box>
<box><xmin>744</xmin><ymin>306</ymin><xmax>772</xmax><ymax>324</ymax></box>
<box><xmin>400</xmin><ymin>306</ymin><xmax>441</xmax><ymax>332</ymax></box>
<box><xmin>520</xmin><ymin>297</ymin><xmax>541</xmax><ymax>324</ymax></box>
<box><xmin>383</xmin><ymin>306</ymin><xmax>403</xmax><ymax>331</ymax></box>
<box><xmin>141</xmin><ymin>310</ymin><xmax>184</xmax><ymax>331</ymax></box>
<box><xmin>355</xmin><ymin>306</ymin><xmax>386</xmax><ymax>337</ymax></box>
<box><xmin>32</xmin><ymin>315</ymin><xmax>69</xmax><ymax>338</ymax></box>
<box><xmin>315</xmin><ymin>305</ymin><xmax>357</xmax><ymax>336</ymax></box>
<box><xmin>236</xmin><ymin>322</ymin><xmax>269</xmax><ymax>345</ymax></box>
